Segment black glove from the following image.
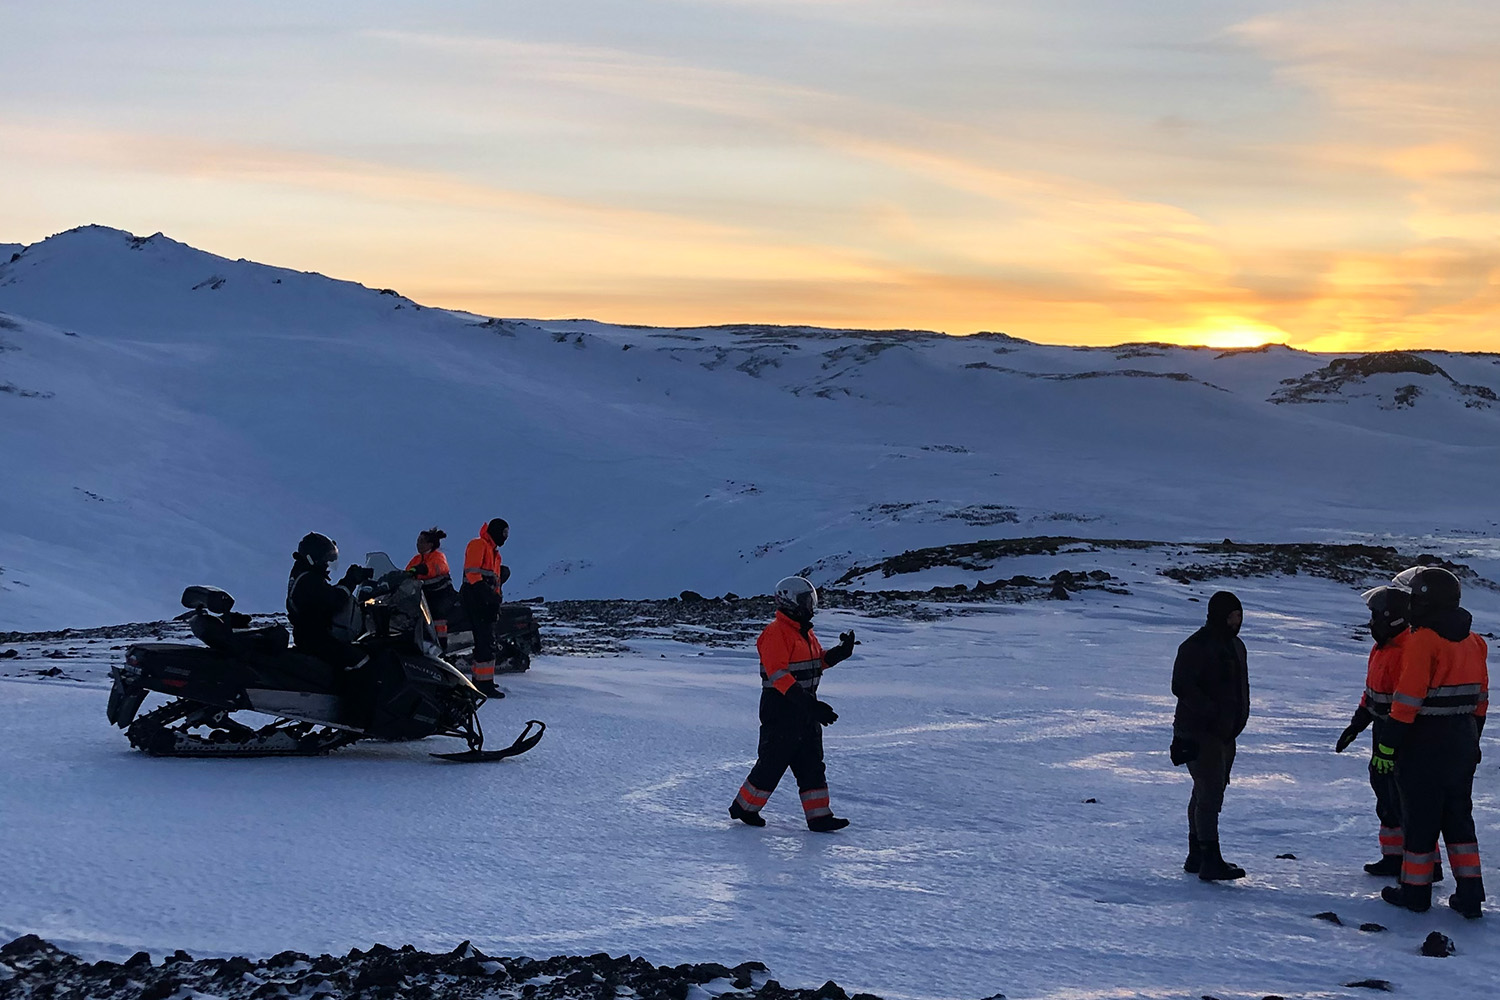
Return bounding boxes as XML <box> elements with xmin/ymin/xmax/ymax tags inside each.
<box><xmin>1336</xmin><ymin>724</ymin><xmax>1364</xmax><ymax>753</ymax></box>
<box><xmin>338</xmin><ymin>565</ymin><xmax>374</xmax><ymax>589</ymax></box>
<box><xmin>824</xmin><ymin>630</ymin><xmax>857</xmax><ymax>667</ymax></box>
<box><xmin>1169</xmin><ymin>737</ymin><xmax>1199</xmax><ymax>766</ymax></box>
<box><xmin>813</xmin><ymin>700</ymin><xmax>838</xmax><ymax>726</ymax></box>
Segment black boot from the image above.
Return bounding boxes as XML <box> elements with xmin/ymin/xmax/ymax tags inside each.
<box><xmin>1433</xmin><ymin>860</ymin><xmax>1444</xmax><ymax>883</ymax></box>
<box><xmin>728</xmin><ymin>801</ymin><xmax>765</xmax><ymax>827</ymax></box>
<box><xmin>808</xmin><ymin>815</ymin><xmax>850</xmax><ymax>833</ymax></box>
<box><xmin>1184</xmin><ymin>838</ymin><xmax>1202</xmax><ymax>874</ymax></box>
<box><xmin>1197</xmin><ymin>841</ymin><xmax>1246</xmax><ymax>881</ymax></box>
<box><xmin>1382</xmin><ymin>881</ymin><xmax>1432</xmax><ymax>913</ymax></box>
<box><xmin>1364</xmin><ymin>855</ymin><xmax>1402</xmax><ymax>877</ymax></box>
<box><xmin>1449</xmin><ymin>878</ymin><xmax>1485</xmax><ymax>919</ymax></box>
<box><xmin>476</xmin><ymin>680</ymin><xmax>505</xmax><ymax>699</ymax></box>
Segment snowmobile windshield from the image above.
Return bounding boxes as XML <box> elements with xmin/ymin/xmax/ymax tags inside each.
<box><xmin>365</xmin><ymin>552</ymin><xmax>400</xmax><ymax>578</ymax></box>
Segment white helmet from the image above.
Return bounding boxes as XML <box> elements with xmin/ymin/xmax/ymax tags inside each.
<box><xmin>774</xmin><ymin>576</ymin><xmax>818</xmax><ymax>621</ymax></box>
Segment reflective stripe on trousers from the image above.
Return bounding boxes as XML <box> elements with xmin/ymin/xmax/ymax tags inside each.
<box><xmin>1447</xmin><ymin>842</ymin><xmax>1482</xmax><ymax>879</ymax></box>
<box><xmin>734</xmin><ymin>781</ymin><xmax>772</xmax><ymax>812</ymax></box>
<box><xmin>800</xmin><ymin>786</ymin><xmax>832</xmax><ymax>818</ymax></box>
<box><xmin>1403</xmin><ymin>849</ymin><xmax>1441</xmax><ymax>885</ymax></box>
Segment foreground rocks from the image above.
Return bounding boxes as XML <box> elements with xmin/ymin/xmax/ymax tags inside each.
<box><xmin>0</xmin><ymin>936</ymin><xmax>892</xmax><ymax>1000</ymax></box>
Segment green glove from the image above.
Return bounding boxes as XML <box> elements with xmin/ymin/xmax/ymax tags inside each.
<box><xmin>1372</xmin><ymin>742</ymin><xmax>1397</xmax><ymax>775</ymax></box>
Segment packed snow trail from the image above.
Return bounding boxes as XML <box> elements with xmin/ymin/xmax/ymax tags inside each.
<box><xmin>2</xmin><ymin>577</ymin><xmax>1498</xmax><ymax>998</ymax></box>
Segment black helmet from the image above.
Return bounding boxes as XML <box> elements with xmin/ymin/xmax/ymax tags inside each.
<box><xmin>775</xmin><ymin>576</ymin><xmax>818</xmax><ymax>622</ymax></box>
<box><xmin>296</xmin><ymin>531</ymin><xmax>339</xmax><ymax>566</ymax></box>
<box><xmin>1362</xmin><ymin>585</ymin><xmax>1410</xmax><ymax>644</ymax></box>
<box><xmin>1408</xmin><ymin>566</ymin><xmax>1460</xmax><ymax>622</ymax></box>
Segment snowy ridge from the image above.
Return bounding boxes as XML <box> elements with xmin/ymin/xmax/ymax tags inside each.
<box><xmin>3</xmin><ymin>225</ymin><xmax>1500</xmax><ymax>628</ymax></box>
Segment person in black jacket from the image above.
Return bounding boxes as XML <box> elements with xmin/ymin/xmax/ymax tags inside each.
<box><xmin>1171</xmin><ymin>591</ymin><xmax>1250</xmax><ymax>881</ymax></box>
<box><xmin>286</xmin><ymin>532</ymin><xmax>372</xmax><ymax>672</ymax></box>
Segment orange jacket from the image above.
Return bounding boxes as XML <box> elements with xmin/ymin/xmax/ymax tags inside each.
<box><xmin>462</xmin><ymin>523</ymin><xmax>503</xmax><ymax>591</ymax></box>
<box><xmin>406</xmin><ymin>550</ymin><xmax>451</xmax><ymax>584</ymax></box>
<box><xmin>1359</xmin><ymin>630</ymin><xmax>1408</xmax><ymax>718</ymax></box>
<box><xmin>758</xmin><ymin>612</ymin><xmax>827</xmax><ymax>696</ymax></box>
<box><xmin>1391</xmin><ymin>627</ymin><xmax>1489</xmax><ymax>725</ymax></box>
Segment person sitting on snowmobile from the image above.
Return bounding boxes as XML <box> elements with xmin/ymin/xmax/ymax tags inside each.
<box><xmin>286</xmin><ymin>531</ymin><xmax>373</xmax><ymax>673</ymax></box>
<box><xmin>406</xmin><ymin>527</ymin><xmax>454</xmax><ymax>651</ymax></box>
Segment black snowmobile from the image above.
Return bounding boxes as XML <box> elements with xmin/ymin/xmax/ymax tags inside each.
<box><xmin>107</xmin><ymin>556</ymin><xmax>544</xmax><ymax>763</ymax></box>
<box><xmin>441</xmin><ymin>591</ymin><xmax>543</xmax><ymax>674</ymax></box>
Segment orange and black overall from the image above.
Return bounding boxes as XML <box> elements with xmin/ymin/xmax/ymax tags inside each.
<box><xmin>460</xmin><ymin>523</ymin><xmax>504</xmax><ymax>683</ymax></box>
<box><xmin>1359</xmin><ymin>632</ymin><xmax>1408</xmax><ymax>861</ymax></box>
<box><xmin>732</xmin><ymin>612</ymin><xmax>837</xmax><ymax>825</ymax></box>
<box><xmin>1388</xmin><ymin>625</ymin><xmax>1488</xmax><ymax>905</ymax></box>
<box><xmin>406</xmin><ymin>549</ymin><xmax>453</xmax><ymax>648</ymax></box>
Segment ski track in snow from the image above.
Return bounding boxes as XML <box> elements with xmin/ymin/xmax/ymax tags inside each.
<box><xmin>3</xmin><ymin>576</ymin><xmax>1499</xmax><ymax>999</ymax></box>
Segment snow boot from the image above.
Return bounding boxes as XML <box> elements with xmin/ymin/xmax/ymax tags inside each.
<box><xmin>1184</xmin><ymin>838</ymin><xmax>1202</xmax><ymax>874</ymax></box>
<box><xmin>1382</xmin><ymin>882</ymin><xmax>1432</xmax><ymax>913</ymax></box>
<box><xmin>728</xmin><ymin>802</ymin><xmax>766</xmax><ymax>827</ymax></box>
<box><xmin>476</xmin><ymin>680</ymin><xmax>505</xmax><ymax>699</ymax></box>
<box><xmin>1364</xmin><ymin>855</ymin><xmax>1402</xmax><ymax>877</ymax></box>
<box><xmin>1449</xmin><ymin>878</ymin><xmax>1485</xmax><ymax>920</ymax></box>
<box><xmin>1197</xmin><ymin>842</ymin><xmax>1245</xmax><ymax>881</ymax></box>
<box><xmin>807</xmin><ymin>815</ymin><xmax>850</xmax><ymax>833</ymax></box>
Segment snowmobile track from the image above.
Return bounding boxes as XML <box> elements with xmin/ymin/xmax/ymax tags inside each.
<box><xmin>126</xmin><ymin>698</ymin><xmax>361</xmax><ymax>758</ymax></box>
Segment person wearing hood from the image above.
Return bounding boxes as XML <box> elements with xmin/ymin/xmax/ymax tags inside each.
<box><xmin>728</xmin><ymin>576</ymin><xmax>856</xmax><ymax>833</ymax></box>
<box><xmin>1378</xmin><ymin>567</ymin><xmax>1488</xmax><ymax>918</ymax></box>
<box><xmin>1336</xmin><ymin>586</ymin><xmax>1416</xmax><ymax>878</ymax></box>
<box><xmin>1171</xmin><ymin>591</ymin><xmax>1250</xmax><ymax>881</ymax></box>
<box><xmin>460</xmin><ymin>518</ymin><xmax>509</xmax><ymax>697</ymax></box>
<box><xmin>286</xmin><ymin>531</ymin><xmax>373</xmax><ymax>672</ymax></box>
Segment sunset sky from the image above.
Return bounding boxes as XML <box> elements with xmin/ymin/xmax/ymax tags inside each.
<box><xmin>4</xmin><ymin>1</ymin><xmax>1498</xmax><ymax>350</ymax></box>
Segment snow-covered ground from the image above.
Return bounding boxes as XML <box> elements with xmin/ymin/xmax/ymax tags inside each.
<box><xmin>3</xmin><ymin>568</ymin><xmax>1497</xmax><ymax>998</ymax></box>
<box><xmin>5</xmin><ymin>226</ymin><xmax>1500</xmax><ymax>630</ymax></box>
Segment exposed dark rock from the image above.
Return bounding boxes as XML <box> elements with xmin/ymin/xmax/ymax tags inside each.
<box><xmin>1275</xmin><ymin>853</ymin><xmax>1296</xmax><ymax>860</ymax></box>
<box><xmin>1343</xmin><ymin>979</ymin><xmax>1393</xmax><ymax>991</ymax></box>
<box><xmin>1421</xmin><ymin>931</ymin><xmax>1456</xmax><ymax>957</ymax></box>
<box><xmin>1359</xmin><ymin>923</ymin><xmax>1387</xmax><ymax>933</ymax></box>
<box><xmin>1313</xmin><ymin>911</ymin><xmax>1342</xmax><ymax>924</ymax></box>
<box><xmin>0</xmin><ymin>937</ymin><xmax>898</xmax><ymax>1000</ymax></box>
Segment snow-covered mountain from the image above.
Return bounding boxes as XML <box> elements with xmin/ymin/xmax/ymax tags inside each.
<box><xmin>3</xmin><ymin>225</ymin><xmax>1499</xmax><ymax>629</ymax></box>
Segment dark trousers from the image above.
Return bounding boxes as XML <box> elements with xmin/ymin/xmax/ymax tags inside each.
<box><xmin>734</xmin><ymin>722</ymin><xmax>831</xmax><ymax>820</ymax></box>
<box><xmin>459</xmin><ymin>582</ymin><xmax>499</xmax><ymax>663</ymax></box>
<box><xmin>1186</xmin><ymin>737</ymin><xmax>1235</xmax><ymax>844</ymax></box>
<box><xmin>1369</xmin><ymin>723</ymin><xmax>1404</xmax><ymax>855</ymax></box>
<box><xmin>1395</xmin><ymin>718</ymin><xmax>1482</xmax><ymax>892</ymax></box>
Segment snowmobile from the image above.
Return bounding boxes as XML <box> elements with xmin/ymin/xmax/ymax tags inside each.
<box><xmin>107</xmin><ymin>555</ymin><xmax>544</xmax><ymax>763</ymax></box>
<box><xmin>441</xmin><ymin>594</ymin><xmax>543</xmax><ymax>674</ymax></box>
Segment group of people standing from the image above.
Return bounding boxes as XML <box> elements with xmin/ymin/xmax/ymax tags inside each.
<box><xmin>1171</xmin><ymin>567</ymin><xmax>1489</xmax><ymax>919</ymax></box>
<box><xmin>284</xmin><ymin>518</ymin><xmax>512</xmax><ymax>697</ymax></box>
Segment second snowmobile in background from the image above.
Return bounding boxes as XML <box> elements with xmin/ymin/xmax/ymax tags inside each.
<box><xmin>107</xmin><ymin>556</ymin><xmax>544</xmax><ymax>763</ymax></box>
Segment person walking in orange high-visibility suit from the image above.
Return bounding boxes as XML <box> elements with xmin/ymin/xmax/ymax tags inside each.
<box><xmin>1335</xmin><ymin>586</ymin><xmax>1423</xmax><ymax>879</ymax></box>
<box><xmin>729</xmin><ymin>576</ymin><xmax>856</xmax><ymax>832</ymax></box>
<box><xmin>1377</xmin><ymin>567</ymin><xmax>1488</xmax><ymax>918</ymax></box>
<box><xmin>406</xmin><ymin>527</ymin><xmax>454</xmax><ymax>651</ymax></box>
<box><xmin>460</xmin><ymin>518</ymin><xmax>508</xmax><ymax>697</ymax></box>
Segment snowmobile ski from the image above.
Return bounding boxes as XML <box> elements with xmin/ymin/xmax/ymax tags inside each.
<box><xmin>432</xmin><ymin>720</ymin><xmax>546</xmax><ymax>762</ymax></box>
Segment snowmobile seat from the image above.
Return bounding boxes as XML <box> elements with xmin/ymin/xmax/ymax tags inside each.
<box><xmin>188</xmin><ymin>612</ymin><xmax>289</xmax><ymax>656</ymax></box>
<box><xmin>182</xmin><ymin>585</ymin><xmax>235</xmax><ymax>614</ymax></box>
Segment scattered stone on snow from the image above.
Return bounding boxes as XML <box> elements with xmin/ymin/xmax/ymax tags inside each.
<box><xmin>0</xmin><ymin>936</ymin><xmax>898</xmax><ymax>1000</ymax></box>
<box><xmin>1343</xmin><ymin>979</ymin><xmax>1394</xmax><ymax>991</ymax></box>
<box><xmin>1421</xmin><ymin>931</ymin><xmax>1456</xmax><ymax>957</ymax></box>
<box><xmin>1312</xmin><ymin>911</ymin><xmax>1342</xmax><ymax>924</ymax></box>
<box><xmin>1358</xmin><ymin>923</ymin><xmax>1387</xmax><ymax>933</ymax></box>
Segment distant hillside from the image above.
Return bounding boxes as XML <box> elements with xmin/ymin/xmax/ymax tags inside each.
<box><xmin>2</xmin><ymin>225</ymin><xmax>1498</xmax><ymax>628</ymax></box>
